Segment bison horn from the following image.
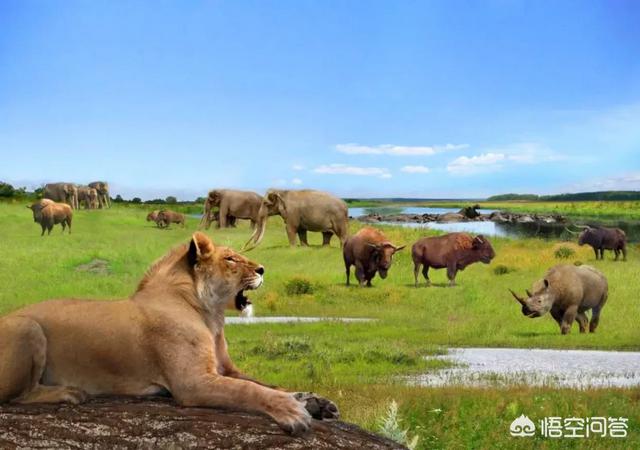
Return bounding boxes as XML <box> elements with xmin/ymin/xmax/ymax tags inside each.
<box><xmin>564</xmin><ymin>227</ymin><xmax>579</xmax><ymax>235</ymax></box>
<box><xmin>509</xmin><ymin>289</ymin><xmax>527</xmax><ymax>306</ymax></box>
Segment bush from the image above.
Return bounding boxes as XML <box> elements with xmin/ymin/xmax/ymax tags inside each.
<box><xmin>554</xmin><ymin>246</ymin><xmax>575</xmax><ymax>259</ymax></box>
<box><xmin>165</xmin><ymin>196</ymin><xmax>177</xmax><ymax>204</ymax></box>
<box><xmin>493</xmin><ymin>264</ymin><xmax>513</xmax><ymax>276</ymax></box>
<box><xmin>285</xmin><ymin>277</ymin><xmax>314</xmax><ymax>295</ymax></box>
<box><xmin>574</xmin><ymin>260</ymin><xmax>583</xmax><ymax>266</ymax></box>
<box><xmin>0</xmin><ymin>182</ymin><xmax>15</xmax><ymax>197</ymax></box>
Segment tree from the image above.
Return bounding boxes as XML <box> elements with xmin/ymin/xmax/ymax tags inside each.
<box><xmin>114</xmin><ymin>195</ymin><xmax>124</xmax><ymax>203</ymax></box>
<box><xmin>165</xmin><ymin>196</ymin><xmax>177</xmax><ymax>204</ymax></box>
<box><xmin>131</xmin><ymin>197</ymin><xmax>142</xmax><ymax>204</ymax></box>
<box><xmin>0</xmin><ymin>182</ymin><xmax>15</xmax><ymax>197</ymax></box>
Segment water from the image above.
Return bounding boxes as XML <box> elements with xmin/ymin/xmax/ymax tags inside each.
<box><xmin>348</xmin><ymin>206</ymin><xmax>494</xmax><ymax>217</ymax></box>
<box><xmin>413</xmin><ymin>347</ymin><xmax>640</xmax><ymax>389</ymax></box>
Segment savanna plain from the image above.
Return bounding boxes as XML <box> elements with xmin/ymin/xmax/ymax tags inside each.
<box><xmin>1</xmin><ymin>201</ymin><xmax>638</xmax><ymax>449</ymax></box>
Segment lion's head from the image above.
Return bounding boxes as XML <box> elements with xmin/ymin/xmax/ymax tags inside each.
<box><xmin>188</xmin><ymin>232</ymin><xmax>264</xmax><ymax>312</ymax></box>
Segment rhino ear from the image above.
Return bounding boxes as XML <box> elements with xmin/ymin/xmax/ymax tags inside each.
<box><xmin>543</xmin><ymin>279</ymin><xmax>549</xmax><ymax>288</ymax></box>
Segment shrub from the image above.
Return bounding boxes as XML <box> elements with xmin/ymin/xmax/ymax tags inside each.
<box><xmin>574</xmin><ymin>260</ymin><xmax>583</xmax><ymax>266</ymax></box>
<box><xmin>285</xmin><ymin>277</ymin><xmax>314</xmax><ymax>295</ymax></box>
<box><xmin>493</xmin><ymin>264</ymin><xmax>513</xmax><ymax>275</ymax></box>
<box><xmin>0</xmin><ymin>182</ymin><xmax>15</xmax><ymax>198</ymax></box>
<box><xmin>554</xmin><ymin>246</ymin><xmax>575</xmax><ymax>259</ymax></box>
<box><xmin>378</xmin><ymin>400</ymin><xmax>419</xmax><ymax>450</ymax></box>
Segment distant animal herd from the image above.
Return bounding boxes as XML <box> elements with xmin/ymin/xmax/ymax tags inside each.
<box><xmin>26</xmin><ymin>184</ymin><xmax>629</xmax><ymax>335</ymax></box>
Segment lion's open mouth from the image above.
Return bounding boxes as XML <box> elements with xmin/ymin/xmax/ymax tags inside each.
<box><xmin>235</xmin><ymin>290</ymin><xmax>252</xmax><ymax>312</ymax></box>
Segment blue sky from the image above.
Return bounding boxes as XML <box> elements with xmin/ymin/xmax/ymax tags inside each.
<box><xmin>1</xmin><ymin>0</ymin><xmax>639</xmax><ymax>200</ymax></box>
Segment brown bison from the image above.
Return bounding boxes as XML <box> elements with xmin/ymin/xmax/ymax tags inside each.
<box><xmin>509</xmin><ymin>264</ymin><xmax>608</xmax><ymax>334</ymax></box>
<box><xmin>343</xmin><ymin>227</ymin><xmax>405</xmax><ymax>287</ymax></box>
<box><xmin>146</xmin><ymin>210</ymin><xmax>160</xmax><ymax>224</ymax></box>
<box><xmin>575</xmin><ymin>226</ymin><xmax>627</xmax><ymax>261</ymax></box>
<box><xmin>156</xmin><ymin>210</ymin><xmax>185</xmax><ymax>228</ymax></box>
<box><xmin>28</xmin><ymin>199</ymin><xmax>73</xmax><ymax>236</ymax></box>
<box><xmin>411</xmin><ymin>233</ymin><xmax>495</xmax><ymax>287</ymax></box>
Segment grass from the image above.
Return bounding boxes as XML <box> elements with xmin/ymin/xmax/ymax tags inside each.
<box><xmin>2</xmin><ymin>202</ymin><xmax>639</xmax><ymax>449</ymax></box>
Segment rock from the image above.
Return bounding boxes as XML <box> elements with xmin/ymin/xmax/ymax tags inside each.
<box><xmin>0</xmin><ymin>397</ymin><xmax>404</xmax><ymax>449</ymax></box>
<box><xmin>437</xmin><ymin>213</ymin><xmax>465</xmax><ymax>223</ymax></box>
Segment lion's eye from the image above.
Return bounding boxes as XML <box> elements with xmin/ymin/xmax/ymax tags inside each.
<box><xmin>225</xmin><ymin>256</ymin><xmax>236</xmax><ymax>262</ymax></box>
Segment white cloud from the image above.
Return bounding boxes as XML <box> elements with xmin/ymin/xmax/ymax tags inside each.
<box><xmin>314</xmin><ymin>164</ymin><xmax>391</xmax><ymax>178</ymax></box>
<box><xmin>572</xmin><ymin>172</ymin><xmax>640</xmax><ymax>191</ymax></box>
<box><xmin>292</xmin><ymin>164</ymin><xmax>305</xmax><ymax>171</ymax></box>
<box><xmin>447</xmin><ymin>153</ymin><xmax>505</xmax><ymax>175</ymax></box>
<box><xmin>401</xmin><ymin>165</ymin><xmax>431</xmax><ymax>174</ymax></box>
<box><xmin>291</xmin><ymin>178</ymin><xmax>303</xmax><ymax>185</ymax></box>
<box><xmin>336</xmin><ymin>143</ymin><xmax>468</xmax><ymax>156</ymax></box>
<box><xmin>500</xmin><ymin>142</ymin><xmax>566</xmax><ymax>164</ymax></box>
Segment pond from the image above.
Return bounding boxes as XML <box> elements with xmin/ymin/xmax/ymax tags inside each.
<box><xmin>349</xmin><ymin>207</ymin><xmax>640</xmax><ymax>241</ymax></box>
<box><xmin>412</xmin><ymin>347</ymin><xmax>640</xmax><ymax>389</ymax></box>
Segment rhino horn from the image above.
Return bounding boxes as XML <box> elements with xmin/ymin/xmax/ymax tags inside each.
<box><xmin>525</xmin><ymin>289</ymin><xmax>532</xmax><ymax>298</ymax></box>
<box><xmin>509</xmin><ymin>289</ymin><xmax>527</xmax><ymax>306</ymax></box>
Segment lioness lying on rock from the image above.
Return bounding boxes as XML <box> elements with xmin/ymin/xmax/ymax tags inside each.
<box><xmin>0</xmin><ymin>232</ymin><xmax>338</xmax><ymax>435</ymax></box>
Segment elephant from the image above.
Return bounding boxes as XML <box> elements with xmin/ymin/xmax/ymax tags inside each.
<box><xmin>77</xmin><ymin>186</ymin><xmax>99</xmax><ymax>209</ymax></box>
<box><xmin>199</xmin><ymin>189</ymin><xmax>262</xmax><ymax>229</ymax></box>
<box><xmin>245</xmin><ymin>189</ymin><xmax>348</xmax><ymax>249</ymax></box>
<box><xmin>44</xmin><ymin>183</ymin><xmax>79</xmax><ymax>210</ymax></box>
<box><xmin>88</xmin><ymin>181</ymin><xmax>111</xmax><ymax>208</ymax></box>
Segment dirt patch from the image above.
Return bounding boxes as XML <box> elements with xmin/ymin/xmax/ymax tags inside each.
<box><xmin>75</xmin><ymin>259</ymin><xmax>110</xmax><ymax>275</ymax></box>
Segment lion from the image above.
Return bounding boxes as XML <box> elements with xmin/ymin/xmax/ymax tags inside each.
<box><xmin>0</xmin><ymin>232</ymin><xmax>338</xmax><ymax>435</ymax></box>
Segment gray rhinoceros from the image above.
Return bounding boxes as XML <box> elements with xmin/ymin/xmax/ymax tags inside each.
<box><xmin>509</xmin><ymin>264</ymin><xmax>608</xmax><ymax>335</ymax></box>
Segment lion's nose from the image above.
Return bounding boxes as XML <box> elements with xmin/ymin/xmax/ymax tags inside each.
<box><xmin>255</xmin><ymin>266</ymin><xmax>265</xmax><ymax>275</ymax></box>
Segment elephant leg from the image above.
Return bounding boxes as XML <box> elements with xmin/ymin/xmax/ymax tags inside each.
<box><xmin>322</xmin><ymin>232</ymin><xmax>333</xmax><ymax>246</ymax></box>
<box><xmin>219</xmin><ymin>207</ymin><xmax>228</xmax><ymax>228</ymax></box>
<box><xmin>575</xmin><ymin>311</ymin><xmax>589</xmax><ymax>333</ymax></box>
<box><xmin>297</xmin><ymin>229</ymin><xmax>309</xmax><ymax>246</ymax></box>
<box><xmin>286</xmin><ymin>225</ymin><xmax>298</xmax><ymax>246</ymax></box>
<box><xmin>413</xmin><ymin>261</ymin><xmax>421</xmax><ymax>287</ymax></box>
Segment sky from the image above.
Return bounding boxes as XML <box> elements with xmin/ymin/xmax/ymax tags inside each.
<box><xmin>1</xmin><ymin>0</ymin><xmax>639</xmax><ymax>200</ymax></box>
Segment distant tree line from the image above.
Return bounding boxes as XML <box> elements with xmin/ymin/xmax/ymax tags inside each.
<box><xmin>487</xmin><ymin>191</ymin><xmax>640</xmax><ymax>202</ymax></box>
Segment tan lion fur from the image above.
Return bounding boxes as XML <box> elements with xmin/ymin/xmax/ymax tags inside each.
<box><xmin>0</xmin><ymin>233</ymin><xmax>313</xmax><ymax>434</ymax></box>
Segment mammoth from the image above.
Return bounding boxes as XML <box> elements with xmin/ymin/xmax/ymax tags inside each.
<box><xmin>88</xmin><ymin>181</ymin><xmax>111</xmax><ymax>209</ymax></box>
<box><xmin>28</xmin><ymin>199</ymin><xmax>73</xmax><ymax>236</ymax></box>
<box><xmin>44</xmin><ymin>183</ymin><xmax>79</xmax><ymax>210</ymax></box>
<box><xmin>245</xmin><ymin>189</ymin><xmax>348</xmax><ymax>249</ymax></box>
<box><xmin>343</xmin><ymin>227</ymin><xmax>405</xmax><ymax>287</ymax></box>
<box><xmin>567</xmin><ymin>225</ymin><xmax>627</xmax><ymax>261</ymax></box>
<box><xmin>199</xmin><ymin>189</ymin><xmax>261</xmax><ymax>229</ymax></box>
<box><xmin>77</xmin><ymin>186</ymin><xmax>99</xmax><ymax>209</ymax></box>
<box><xmin>510</xmin><ymin>264</ymin><xmax>608</xmax><ymax>335</ymax></box>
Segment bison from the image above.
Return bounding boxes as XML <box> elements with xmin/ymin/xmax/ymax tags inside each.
<box><xmin>343</xmin><ymin>227</ymin><xmax>405</xmax><ymax>287</ymax></box>
<box><xmin>146</xmin><ymin>210</ymin><xmax>160</xmax><ymax>224</ymax></box>
<box><xmin>28</xmin><ymin>199</ymin><xmax>73</xmax><ymax>236</ymax></box>
<box><xmin>156</xmin><ymin>210</ymin><xmax>185</xmax><ymax>228</ymax></box>
<box><xmin>575</xmin><ymin>226</ymin><xmax>627</xmax><ymax>261</ymax></box>
<box><xmin>509</xmin><ymin>264</ymin><xmax>608</xmax><ymax>335</ymax></box>
<box><xmin>411</xmin><ymin>233</ymin><xmax>495</xmax><ymax>287</ymax></box>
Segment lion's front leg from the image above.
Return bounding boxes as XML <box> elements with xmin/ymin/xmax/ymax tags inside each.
<box><xmin>172</xmin><ymin>374</ymin><xmax>311</xmax><ymax>435</ymax></box>
<box><xmin>214</xmin><ymin>331</ymin><xmax>339</xmax><ymax>421</ymax></box>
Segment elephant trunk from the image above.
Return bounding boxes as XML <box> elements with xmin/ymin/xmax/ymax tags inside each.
<box><xmin>199</xmin><ymin>199</ymin><xmax>212</xmax><ymax>229</ymax></box>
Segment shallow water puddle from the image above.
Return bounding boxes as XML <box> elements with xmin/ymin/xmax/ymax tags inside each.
<box><xmin>226</xmin><ymin>316</ymin><xmax>374</xmax><ymax>325</ymax></box>
<box><xmin>413</xmin><ymin>347</ymin><xmax>640</xmax><ymax>389</ymax></box>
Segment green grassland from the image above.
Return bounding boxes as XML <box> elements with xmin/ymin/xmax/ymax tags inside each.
<box><xmin>1</xmin><ymin>202</ymin><xmax>639</xmax><ymax>449</ymax></box>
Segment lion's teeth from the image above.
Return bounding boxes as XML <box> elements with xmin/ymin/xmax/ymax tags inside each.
<box><xmin>241</xmin><ymin>304</ymin><xmax>254</xmax><ymax>318</ymax></box>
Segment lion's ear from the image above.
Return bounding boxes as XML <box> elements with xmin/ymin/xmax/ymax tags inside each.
<box><xmin>188</xmin><ymin>232</ymin><xmax>215</xmax><ymax>266</ymax></box>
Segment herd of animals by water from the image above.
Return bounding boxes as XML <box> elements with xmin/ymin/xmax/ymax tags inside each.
<box><xmin>26</xmin><ymin>183</ymin><xmax>630</xmax><ymax>338</ymax></box>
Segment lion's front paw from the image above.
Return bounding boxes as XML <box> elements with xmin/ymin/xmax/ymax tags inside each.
<box><xmin>268</xmin><ymin>393</ymin><xmax>312</xmax><ymax>436</ymax></box>
<box><xmin>294</xmin><ymin>392</ymin><xmax>340</xmax><ymax>421</ymax></box>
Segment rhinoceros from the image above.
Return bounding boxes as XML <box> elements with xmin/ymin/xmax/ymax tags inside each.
<box><xmin>510</xmin><ymin>264</ymin><xmax>608</xmax><ymax>335</ymax></box>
